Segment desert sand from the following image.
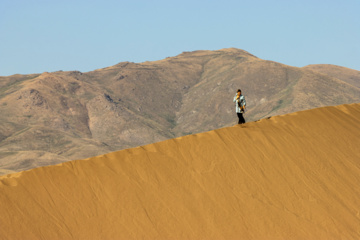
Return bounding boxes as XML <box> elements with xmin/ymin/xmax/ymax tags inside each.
<box><xmin>0</xmin><ymin>103</ymin><xmax>360</xmax><ymax>239</ymax></box>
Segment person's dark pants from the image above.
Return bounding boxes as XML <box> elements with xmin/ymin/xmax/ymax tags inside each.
<box><xmin>237</xmin><ymin>112</ymin><xmax>246</xmax><ymax>124</ymax></box>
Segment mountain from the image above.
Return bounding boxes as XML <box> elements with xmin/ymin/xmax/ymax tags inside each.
<box><xmin>1</xmin><ymin>48</ymin><xmax>360</xmax><ymax>174</ymax></box>
<box><xmin>1</xmin><ymin>103</ymin><xmax>359</xmax><ymax>239</ymax></box>
<box><xmin>303</xmin><ymin>64</ymin><xmax>360</xmax><ymax>88</ymax></box>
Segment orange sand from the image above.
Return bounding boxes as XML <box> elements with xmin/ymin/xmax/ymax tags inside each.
<box><xmin>0</xmin><ymin>104</ymin><xmax>360</xmax><ymax>239</ymax></box>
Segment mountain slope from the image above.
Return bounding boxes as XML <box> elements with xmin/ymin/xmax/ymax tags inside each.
<box><xmin>304</xmin><ymin>64</ymin><xmax>360</xmax><ymax>88</ymax></box>
<box><xmin>1</xmin><ymin>48</ymin><xmax>360</xmax><ymax>173</ymax></box>
<box><xmin>0</xmin><ymin>103</ymin><xmax>360</xmax><ymax>239</ymax></box>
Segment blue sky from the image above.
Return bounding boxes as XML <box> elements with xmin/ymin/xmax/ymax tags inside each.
<box><xmin>1</xmin><ymin>0</ymin><xmax>359</xmax><ymax>76</ymax></box>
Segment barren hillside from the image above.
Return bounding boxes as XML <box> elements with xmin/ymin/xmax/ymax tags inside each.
<box><xmin>304</xmin><ymin>64</ymin><xmax>360</xmax><ymax>88</ymax></box>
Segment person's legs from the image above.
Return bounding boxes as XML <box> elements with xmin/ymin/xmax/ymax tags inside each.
<box><xmin>237</xmin><ymin>113</ymin><xmax>242</xmax><ymax>124</ymax></box>
<box><xmin>237</xmin><ymin>112</ymin><xmax>245</xmax><ymax>124</ymax></box>
<box><xmin>240</xmin><ymin>113</ymin><xmax>246</xmax><ymax>124</ymax></box>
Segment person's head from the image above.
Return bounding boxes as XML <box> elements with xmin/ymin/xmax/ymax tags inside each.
<box><xmin>237</xmin><ymin>89</ymin><xmax>241</xmax><ymax>95</ymax></box>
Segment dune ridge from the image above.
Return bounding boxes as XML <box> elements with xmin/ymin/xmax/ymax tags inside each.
<box><xmin>1</xmin><ymin>103</ymin><xmax>360</xmax><ymax>239</ymax></box>
<box><xmin>1</xmin><ymin>48</ymin><xmax>360</xmax><ymax>173</ymax></box>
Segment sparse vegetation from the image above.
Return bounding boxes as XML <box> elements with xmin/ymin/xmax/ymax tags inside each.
<box><xmin>165</xmin><ymin>114</ymin><xmax>177</xmax><ymax>128</ymax></box>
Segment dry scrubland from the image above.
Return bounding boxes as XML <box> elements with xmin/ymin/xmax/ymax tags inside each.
<box><xmin>0</xmin><ymin>103</ymin><xmax>359</xmax><ymax>239</ymax></box>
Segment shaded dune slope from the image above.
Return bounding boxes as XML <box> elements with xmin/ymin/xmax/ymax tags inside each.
<box><xmin>1</xmin><ymin>104</ymin><xmax>360</xmax><ymax>239</ymax></box>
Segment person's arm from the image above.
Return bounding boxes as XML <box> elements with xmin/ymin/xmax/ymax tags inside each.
<box><xmin>233</xmin><ymin>95</ymin><xmax>238</xmax><ymax>103</ymax></box>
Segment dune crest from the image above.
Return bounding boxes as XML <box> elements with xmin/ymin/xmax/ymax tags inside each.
<box><xmin>1</xmin><ymin>104</ymin><xmax>360</xmax><ymax>239</ymax></box>
<box><xmin>1</xmin><ymin>49</ymin><xmax>360</xmax><ymax>173</ymax></box>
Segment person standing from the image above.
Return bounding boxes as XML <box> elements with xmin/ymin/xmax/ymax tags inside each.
<box><xmin>233</xmin><ymin>89</ymin><xmax>246</xmax><ymax>124</ymax></box>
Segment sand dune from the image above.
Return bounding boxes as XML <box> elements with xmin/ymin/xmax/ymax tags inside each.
<box><xmin>1</xmin><ymin>104</ymin><xmax>360</xmax><ymax>239</ymax></box>
<box><xmin>2</xmin><ymin>49</ymin><xmax>360</xmax><ymax>174</ymax></box>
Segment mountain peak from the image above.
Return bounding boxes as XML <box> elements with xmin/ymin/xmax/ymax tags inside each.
<box><xmin>217</xmin><ymin>47</ymin><xmax>256</xmax><ymax>55</ymax></box>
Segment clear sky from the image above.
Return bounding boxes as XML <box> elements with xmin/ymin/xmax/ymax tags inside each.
<box><xmin>1</xmin><ymin>0</ymin><xmax>359</xmax><ymax>76</ymax></box>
